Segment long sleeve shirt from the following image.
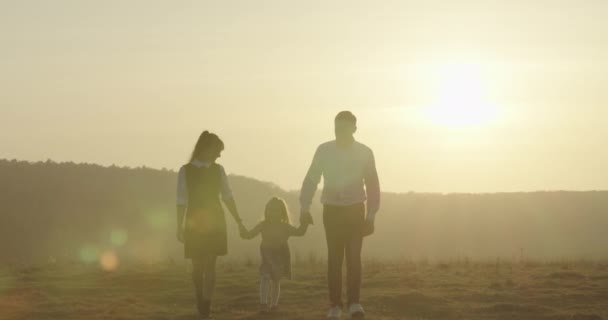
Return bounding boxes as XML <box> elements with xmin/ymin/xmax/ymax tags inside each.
<box><xmin>299</xmin><ymin>140</ymin><xmax>380</xmax><ymax>221</ymax></box>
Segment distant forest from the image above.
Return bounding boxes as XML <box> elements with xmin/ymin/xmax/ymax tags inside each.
<box><xmin>1</xmin><ymin>159</ymin><xmax>607</xmax><ymax>264</ymax></box>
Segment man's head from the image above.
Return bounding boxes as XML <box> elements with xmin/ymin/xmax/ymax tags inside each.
<box><xmin>334</xmin><ymin>111</ymin><xmax>357</xmax><ymax>141</ymax></box>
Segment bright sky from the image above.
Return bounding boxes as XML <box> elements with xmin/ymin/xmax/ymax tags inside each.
<box><xmin>1</xmin><ymin>0</ymin><xmax>607</xmax><ymax>193</ymax></box>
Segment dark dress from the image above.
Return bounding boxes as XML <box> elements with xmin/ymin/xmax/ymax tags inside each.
<box><xmin>260</xmin><ymin>243</ymin><xmax>292</xmax><ymax>280</ymax></box>
<box><xmin>183</xmin><ymin>163</ymin><xmax>228</xmax><ymax>258</ymax></box>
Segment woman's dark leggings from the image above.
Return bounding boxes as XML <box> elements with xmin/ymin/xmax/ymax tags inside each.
<box><xmin>192</xmin><ymin>255</ymin><xmax>217</xmax><ymax>316</ymax></box>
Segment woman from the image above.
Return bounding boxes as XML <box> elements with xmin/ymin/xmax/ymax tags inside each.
<box><xmin>176</xmin><ymin>130</ymin><xmax>244</xmax><ymax>320</ymax></box>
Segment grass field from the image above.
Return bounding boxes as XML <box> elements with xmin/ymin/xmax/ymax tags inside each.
<box><xmin>1</xmin><ymin>259</ymin><xmax>607</xmax><ymax>320</ymax></box>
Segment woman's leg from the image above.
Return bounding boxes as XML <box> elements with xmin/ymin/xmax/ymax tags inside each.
<box><xmin>202</xmin><ymin>255</ymin><xmax>217</xmax><ymax>301</ymax></box>
<box><xmin>191</xmin><ymin>258</ymin><xmax>205</xmax><ymax>315</ymax></box>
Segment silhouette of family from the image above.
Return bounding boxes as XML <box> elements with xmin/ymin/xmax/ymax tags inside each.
<box><xmin>176</xmin><ymin>111</ymin><xmax>380</xmax><ymax>320</ymax></box>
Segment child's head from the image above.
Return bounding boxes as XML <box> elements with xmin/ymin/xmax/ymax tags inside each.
<box><xmin>264</xmin><ymin>197</ymin><xmax>290</xmax><ymax>224</ymax></box>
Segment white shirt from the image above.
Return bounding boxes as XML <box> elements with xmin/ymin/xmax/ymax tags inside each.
<box><xmin>299</xmin><ymin>140</ymin><xmax>380</xmax><ymax>220</ymax></box>
<box><xmin>176</xmin><ymin>159</ymin><xmax>233</xmax><ymax>206</ymax></box>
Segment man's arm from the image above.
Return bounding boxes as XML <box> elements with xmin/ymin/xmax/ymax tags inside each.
<box><xmin>299</xmin><ymin>146</ymin><xmax>323</xmax><ymax>224</ymax></box>
<box><xmin>289</xmin><ymin>222</ymin><xmax>310</xmax><ymax>237</ymax></box>
<box><xmin>363</xmin><ymin>149</ymin><xmax>380</xmax><ymax>235</ymax></box>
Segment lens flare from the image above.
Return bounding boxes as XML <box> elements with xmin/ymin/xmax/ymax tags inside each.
<box><xmin>110</xmin><ymin>229</ymin><xmax>128</xmax><ymax>246</ymax></box>
<box><xmin>79</xmin><ymin>245</ymin><xmax>100</xmax><ymax>263</ymax></box>
<box><xmin>100</xmin><ymin>251</ymin><xmax>119</xmax><ymax>271</ymax></box>
<box><xmin>145</xmin><ymin>210</ymin><xmax>169</xmax><ymax>229</ymax></box>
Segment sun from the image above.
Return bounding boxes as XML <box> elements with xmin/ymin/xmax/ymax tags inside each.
<box><xmin>423</xmin><ymin>63</ymin><xmax>501</xmax><ymax>128</ymax></box>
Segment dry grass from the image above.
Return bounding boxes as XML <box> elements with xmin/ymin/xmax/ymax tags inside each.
<box><xmin>1</xmin><ymin>259</ymin><xmax>608</xmax><ymax>320</ymax></box>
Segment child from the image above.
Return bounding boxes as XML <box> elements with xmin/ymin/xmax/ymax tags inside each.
<box><xmin>239</xmin><ymin>197</ymin><xmax>310</xmax><ymax>313</ymax></box>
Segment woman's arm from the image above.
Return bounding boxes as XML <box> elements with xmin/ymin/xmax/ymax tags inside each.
<box><xmin>176</xmin><ymin>205</ymin><xmax>186</xmax><ymax>242</ymax></box>
<box><xmin>223</xmin><ymin>197</ymin><xmax>243</xmax><ymax>226</ymax></box>
<box><xmin>240</xmin><ymin>222</ymin><xmax>263</xmax><ymax>240</ymax></box>
<box><xmin>176</xmin><ymin>166</ymin><xmax>188</xmax><ymax>243</ymax></box>
<box><xmin>219</xmin><ymin>165</ymin><xmax>244</xmax><ymax>226</ymax></box>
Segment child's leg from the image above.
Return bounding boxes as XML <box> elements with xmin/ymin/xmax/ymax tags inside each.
<box><xmin>270</xmin><ymin>278</ymin><xmax>281</xmax><ymax>307</ymax></box>
<box><xmin>259</xmin><ymin>274</ymin><xmax>271</xmax><ymax>305</ymax></box>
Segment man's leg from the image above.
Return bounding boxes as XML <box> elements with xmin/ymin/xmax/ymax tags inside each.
<box><xmin>345</xmin><ymin>204</ymin><xmax>365</xmax><ymax>306</ymax></box>
<box><xmin>324</xmin><ymin>205</ymin><xmax>346</xmax><ymax>308</ymax></box>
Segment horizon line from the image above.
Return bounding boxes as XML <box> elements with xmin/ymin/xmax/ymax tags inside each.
<box><xmin>2</xmin><ymin>157</ymin><xmax>607</xmax><ymax>195</ymax></box>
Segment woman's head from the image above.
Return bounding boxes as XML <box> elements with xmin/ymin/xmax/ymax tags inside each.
<box><xmin>264</xmin><ymin>197</ymin><xmax>290</xmax><ymax>224</ymax></box>
<box><xmin>190</xmin><ymin>131</ymin><xmax>224</xmax><ymax>162</ymax></box>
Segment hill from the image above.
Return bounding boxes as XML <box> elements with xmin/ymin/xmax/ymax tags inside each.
<box><xmin>1</xmin><ymin>159</ymin><xmax>608</xmax><ymax>265</ymax></box>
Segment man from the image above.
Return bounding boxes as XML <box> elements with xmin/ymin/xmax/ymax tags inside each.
<box><xmin>300</xmin><ymin>111</ymin><xmax>380</xmax><ymax>319</ymax></box>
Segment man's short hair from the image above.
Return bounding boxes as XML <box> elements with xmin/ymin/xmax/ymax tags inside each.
<box><xmin>335</xmin><ymin>111</ymin><xmax>357</xmax><ymax>125</ymax></box>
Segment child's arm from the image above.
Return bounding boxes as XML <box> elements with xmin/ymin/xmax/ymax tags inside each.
<box><xmin>240</xmin><ymin>222</ymin><xmax>263</xmax><ymax>240</ymax></box>
<box><xmin>289</xmin><ymin>222</ymin><xmax>310</xmax><ymax>237</ymax></box>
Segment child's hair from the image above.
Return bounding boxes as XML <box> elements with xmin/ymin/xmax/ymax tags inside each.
<box><xmin>264</xmin><ymin>197</ymin><xmax>290</xmax><ymax>224</ymax></box>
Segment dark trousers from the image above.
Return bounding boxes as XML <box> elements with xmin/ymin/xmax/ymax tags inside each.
<box><xmin>323</xmin><ymin>203</ymin><xmax>365</xmax><ymax>307</ymax></box>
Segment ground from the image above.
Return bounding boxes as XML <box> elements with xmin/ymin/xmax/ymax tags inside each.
<box><xmin>1</xmin><ymin>259</ymin><xmax>607</xmax><ymax>320</ymax></box>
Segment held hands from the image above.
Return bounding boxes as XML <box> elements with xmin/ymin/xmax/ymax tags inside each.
<box><xmin>362</xmin><ymin>219</ymin><xmax>375</xmax><ymax>237</ymax></box>
<box><xmin>176</xmin><ymin>227</ymin><xmax>184</xmax><ymax>243</ymax></box>
<box><xmin>238</xmin><ymin>223</ymin><xmax>248</xmax><ymax>238</ymax></box>
<box><xmin>300</xmin><ymin>211</ymin><xmax>314</xmax><ymax>226</ymax></box>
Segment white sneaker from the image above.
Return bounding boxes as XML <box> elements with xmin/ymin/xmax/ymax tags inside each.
<box><xmin>327</xmin><ymin>306</ymin><xmax>342</xmax><ymax>319</ymax></box>
<box><xmin>348</xmin><ymin>303</ymin><xmax>365</xmax><ymax>318</ymax></box>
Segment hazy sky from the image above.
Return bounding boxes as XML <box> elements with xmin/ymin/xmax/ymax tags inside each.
<box><xmin>1</xmin><ymin>0</ymin><xmax>607</xmax><ymax>193</ymax></box>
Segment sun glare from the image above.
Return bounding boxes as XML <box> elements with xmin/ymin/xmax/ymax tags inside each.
<box><xmin>423</xmin><ymin>63</ymin><xmax>501</xmax><ymax>128</ymax></box>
